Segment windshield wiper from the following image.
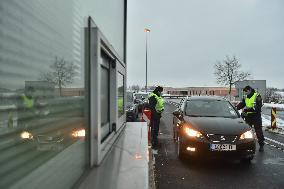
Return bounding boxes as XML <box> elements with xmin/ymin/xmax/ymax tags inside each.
<box><xmin>186</xmin><ymin>114</ymin><xmax>204</xmax><ymax>117</ymax></box>
<box><xmin>205</xmin><ymin>115</ymin><xmax>238</xmax><ymax>118</ymax></box>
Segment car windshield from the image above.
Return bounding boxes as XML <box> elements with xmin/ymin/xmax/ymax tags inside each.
<box><xmin>185</xmin><ymin>100</ymin><xmax>239</xmax><ymax>118</ymax></box>
<box><xmin>135</xmin><ymin>93</ymin><xmax>148</xmax><ymax>100</ymax></box>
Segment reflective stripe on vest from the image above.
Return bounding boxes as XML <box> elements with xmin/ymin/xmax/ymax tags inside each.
<box><xmin>245</xmin><ymin>92</ymin><xmax>258</xmax><ymax>113</ymax></box>
<box><xmin>150</xmin><ymin>92</ymin><xmax>164</xmax><ymax>113</ymax></box>
<box><xmin>21</xmin><ymin>94</ymin><xmax>34</xmax><ymax>108</ymax></box>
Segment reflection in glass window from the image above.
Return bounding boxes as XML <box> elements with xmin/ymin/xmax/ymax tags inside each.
<box><xmin>0</xmin><ymin>1</ymin><xmax>87</xmax><ymax>188</ymax></box>
<box><xmin>101</xmin><ymin>66</ymin><xmax>110</xmax><ymax>126</ymax></box>
<box><xmin>127</xmin><ymin>92</ymin><xmax>134</xmax><ymax>103</ymax></box>
<box><xmin>117</xmin><ymin>73</ymin><xmax>124</xmax><ymax>117</ymax></box>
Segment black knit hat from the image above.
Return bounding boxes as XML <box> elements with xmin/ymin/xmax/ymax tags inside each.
<box><xmin>155</xmin><ymin>86</ymin><xmax>163</xmax><ymax>92</ymax></box>
<box><xmin>243</xmin><ymin>85</ymin><xmax>252</xmax><ymax>91</ymax></box>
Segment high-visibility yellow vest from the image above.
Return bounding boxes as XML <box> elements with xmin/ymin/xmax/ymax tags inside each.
<box><xmin>150</xmin><ymin>92</ymin><xmax>164</xmax><ymax>113</ymax></box>
<box><xmin>245</xmin><ymin>92</ymin><xmax>258</xmax><ymax>114</ymax></box>
<box><xmin>21</xmin><ymin>94</ymin><xmax>34</xmax><ymax>108</ymax></box>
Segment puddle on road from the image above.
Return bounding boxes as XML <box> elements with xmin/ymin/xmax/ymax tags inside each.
<box><xmin>263</xmin><ymin>158</ymin><xmax>284</xmax><ymax>166</ymax></box>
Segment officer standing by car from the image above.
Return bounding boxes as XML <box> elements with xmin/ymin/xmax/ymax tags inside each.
<box><xmin>237</xmin><ymin>85</ymin><xmax>265</xmax><ymax>152</ymax></box>
<box><xmin>148</xmin><ymin>86</ymin><xmax>164</xmax><ymax>148</ymax></box>
<box><xmin>17</xmin><ymin>86</ymin><xmax>38</xmax><ymax>129</ymax></box>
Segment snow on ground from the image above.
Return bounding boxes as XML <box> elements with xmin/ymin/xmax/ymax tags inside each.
<box><xmin>262</xmin><ymin>114</ymin><xmax>284</xmax><ymax>128</ymax></box>
<box><xmin>263</xmin><ymin>103</ymin><xmax>284</xmax><ymax>110</ymax></box>
<box><xmin>262</xmin><ymin>103</ymin><xmax>284</xmax><ymax>129</ymax></box>
<box><xmin>275</xmin><ymin>91</ymin><xmax>284</xmax><ymax>97</ymax></box>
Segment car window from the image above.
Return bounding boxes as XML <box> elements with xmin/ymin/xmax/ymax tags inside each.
<box><xmin>185</xmin><ymin>100</ymin><xmax>239</xmax><ymax>118</ymax></box>
<box><xmin>135</xmin><ymin>94</ymin><xmax>148</xmax><ymax>99</ymax></box>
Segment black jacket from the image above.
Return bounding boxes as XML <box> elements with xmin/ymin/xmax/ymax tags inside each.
<box><xmin>149</xmin><ymin>91</ymin><xmax>161</xmax><ymax>117</ymax></box>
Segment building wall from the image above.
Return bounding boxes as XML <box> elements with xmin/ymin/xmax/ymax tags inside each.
<box><xmin>235</xmin><ymin>80</ymin><xmax>266</xmax><ymax>101</ymax></box>
<box><xmin>0</xmin><ymin>0</ymin><xmax>126</xmax><ymax>188</ymax></box>
<box><xmin>164</xmin><ymin>87</ymin><xmax>237</xmax><ymax>97</ymax></box>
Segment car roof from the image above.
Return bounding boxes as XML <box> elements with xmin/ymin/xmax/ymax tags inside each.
<box><xmin>185</xmin><ymin>95</ymin><xmax>227</xmax><ymax>101</ymax></box>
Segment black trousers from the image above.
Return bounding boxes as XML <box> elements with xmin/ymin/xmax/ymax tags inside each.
<box><xmin>151</xmin><ymin>113</ymin><xmax>161</xmax><ymax>145</ymax></box>
<box><xmin>245</xmin><ymin>114</ymin><xmax>265</xmax><ymax>146</ymax></box>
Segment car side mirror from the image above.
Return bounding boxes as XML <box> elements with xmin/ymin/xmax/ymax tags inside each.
<box><xmin>173</xmin><ymin>110</ymin><xmax>183</xmax><ymax>119</ymax></box>
<box><xmin>173</xmin><ymin>110</ymin><xmax>179</xmax><ymax>116</ymax></box>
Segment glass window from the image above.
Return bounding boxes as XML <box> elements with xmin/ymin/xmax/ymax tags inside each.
<box><xmin>0</xmin><ymin>1</ymin><xmax>88</xmax><ymax>188</ymax></box>
<box><xmin>185</xmin><ymin>100</ymin><xmax>239</xmax><ymax>118</ymax></box>
<box><xmin>135</xmin><ymin>93</ymin><xmax>148</xmax><ymax>100</ymax></box>
<box><xmin>127</xmin><ymin>92</ymin><xmax>134</xmax><ymax>103</ymax></box>
<box><xmin>117</xmin><ymin>73</ymin><xmax>124</xmax><ymax>117</ymax></box>
<box><xmin>100</xmin><ymin>63</ymin><xmax>111</xmax><ymax>141</ymax></box>
<box><xmin>101</xmin><ymin>66</ymin><xmax>110</xmax><ymax>126</ymax></box>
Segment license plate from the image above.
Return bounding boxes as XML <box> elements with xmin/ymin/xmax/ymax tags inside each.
<box><xmin>210</xmin><ymin>144</ymin><xmax>236</xmax><ymax>151</ymax></box>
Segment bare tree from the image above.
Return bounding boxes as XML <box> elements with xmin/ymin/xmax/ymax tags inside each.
<box><xmin>214</xmin><ymin>55</ymin><xmax>251</xmax><ymax>100</ymax></box>
<box><xmin>265</xmin><ymin>87</ymin><xmax>281</xmax><ymax>103</ymax></box>
<box><xmin>131</xmin><ymin>85</ymin><xmax>140</xmax><ymax>92</ymax></box>
<box><xmin>41</xmin><ymin>57</ymin><xmax>77</xmax><ymax>96</ymax></box>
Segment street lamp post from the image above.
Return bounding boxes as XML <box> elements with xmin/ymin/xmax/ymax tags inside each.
<box><xmin>144</xmin><ymin>28</ymin><xmax>150</xmax><ymax>93</ymax></box>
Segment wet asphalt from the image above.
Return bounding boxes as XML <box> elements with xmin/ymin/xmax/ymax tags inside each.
<box><xmin>153</xmin><ymin>103</ymin><xmax>284</xmax><ymax>189</ymax></box>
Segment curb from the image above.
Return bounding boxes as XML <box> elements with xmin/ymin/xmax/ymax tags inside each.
<box><xmin>148</xmin><ymin>146</ymin><xmax>156</xmax><ymax>189</ymax></box>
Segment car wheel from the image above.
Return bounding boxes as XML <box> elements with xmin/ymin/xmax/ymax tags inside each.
<box><xmin>177</xmin><ymin>136</ymin><xmax>186</xmax><ymax>160</ymax></box>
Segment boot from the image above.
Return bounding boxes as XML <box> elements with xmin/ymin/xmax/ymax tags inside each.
<box><xmin>259</xmin><ymin>145</ymin><xmax>264</xmax><ymax>152</ymax></box>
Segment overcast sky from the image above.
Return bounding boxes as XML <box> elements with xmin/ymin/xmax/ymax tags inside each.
<box><xmin>127</xmin><ymin>0</ymin><xmax>284</xmax><ymax>89</ymax></box>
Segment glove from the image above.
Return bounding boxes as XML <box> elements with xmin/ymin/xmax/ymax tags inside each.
<box><xmin>241</xmin><ymin>111</ymin><xmax>247</xmax><ymax>116</ymax></box>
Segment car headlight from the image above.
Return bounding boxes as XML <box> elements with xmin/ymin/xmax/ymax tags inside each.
<box><xmin>21</xmin><ymin>131</ymin><xmax>33</xmax><ymax>139</ymax></box>
<box><xmin>184</xmin><ymin>127</ymin><xmax>202</xmax><ymax>138</ymax></box>
<box><xmin>240</xmin><ymin>130</ymin><xmax>254</xmax><ymax>140</ymax></box>
<box><xmin>72</xmin><ymin>129</ymin><xmax>86</xmax><ymax>138</ymax></box>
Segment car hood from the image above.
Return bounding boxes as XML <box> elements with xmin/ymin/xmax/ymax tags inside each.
<box><xmin>183</xmin><ymin>116</ymin><xmax>250</xmax><ymax>135</ymax></box>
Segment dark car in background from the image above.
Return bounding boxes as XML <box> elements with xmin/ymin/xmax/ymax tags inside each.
<box><xmin>126</xmin><ymin>91</ymin><xmax>139</xmax><ymax>121</ymax></box>
<box><xmin>18</xmin><ymin>96</ymin><xmax>85</xmax><ymax>151</ymax></box>
<box><xmin>173</xmin><ymin>96</ymin><xmax>256</xmax><ymax>163</ymax></box>
<box><xmin>134</xmin><ymin>92</ymin><xmax>149</xmax><ymax>112</ymax></box>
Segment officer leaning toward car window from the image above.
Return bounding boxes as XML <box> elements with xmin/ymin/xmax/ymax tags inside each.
<box><xmin>17</xmin><ymin>86</ymin><xmax>38</xmax><ymax>129</ymax></box>
<box><xmin>149</xmin><ymin>86</ymin><xmax>164</xmax><ymax>148</ymax></box>
<box><xmin>236</xmin><ymin>85</ymin><xmax>265</xmax><ymax>152</ymax></box>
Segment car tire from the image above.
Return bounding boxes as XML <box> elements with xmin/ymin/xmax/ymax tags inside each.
<box><xmin>177</xmin><ymin>136</ymin><xmax>186</xmax><ymax>160</ymax></box>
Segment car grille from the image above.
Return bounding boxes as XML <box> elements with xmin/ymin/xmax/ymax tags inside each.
<box><xmin>206</xmin><ymin>134</ymin><xmax>238</xmax><ymax>143</ymax></box>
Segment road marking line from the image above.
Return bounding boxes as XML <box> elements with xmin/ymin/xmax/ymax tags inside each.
<box><xmin>264</xmin><ymin>137</ymin><xmax>284</xmax><ymax>152</ymax></box>
<box><xmin>265</xmin><ymin>137</ymin><xmax>284</xmax><ymax>147</ymax></box>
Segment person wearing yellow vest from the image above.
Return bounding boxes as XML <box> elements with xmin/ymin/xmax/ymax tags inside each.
<box><xmin>148</xmin><ymin>86</ymin><xmax>164</xmax><ymax>148</ymax></box>
<box><xmin>237</xmin><ymin>85</ymin><xmax>264</xmax><ymax>152</ymax></box>
<box><xmin>18</xmin><ymin>86</ymin><xmax>37</xmax><ymax>128</ymax></box>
